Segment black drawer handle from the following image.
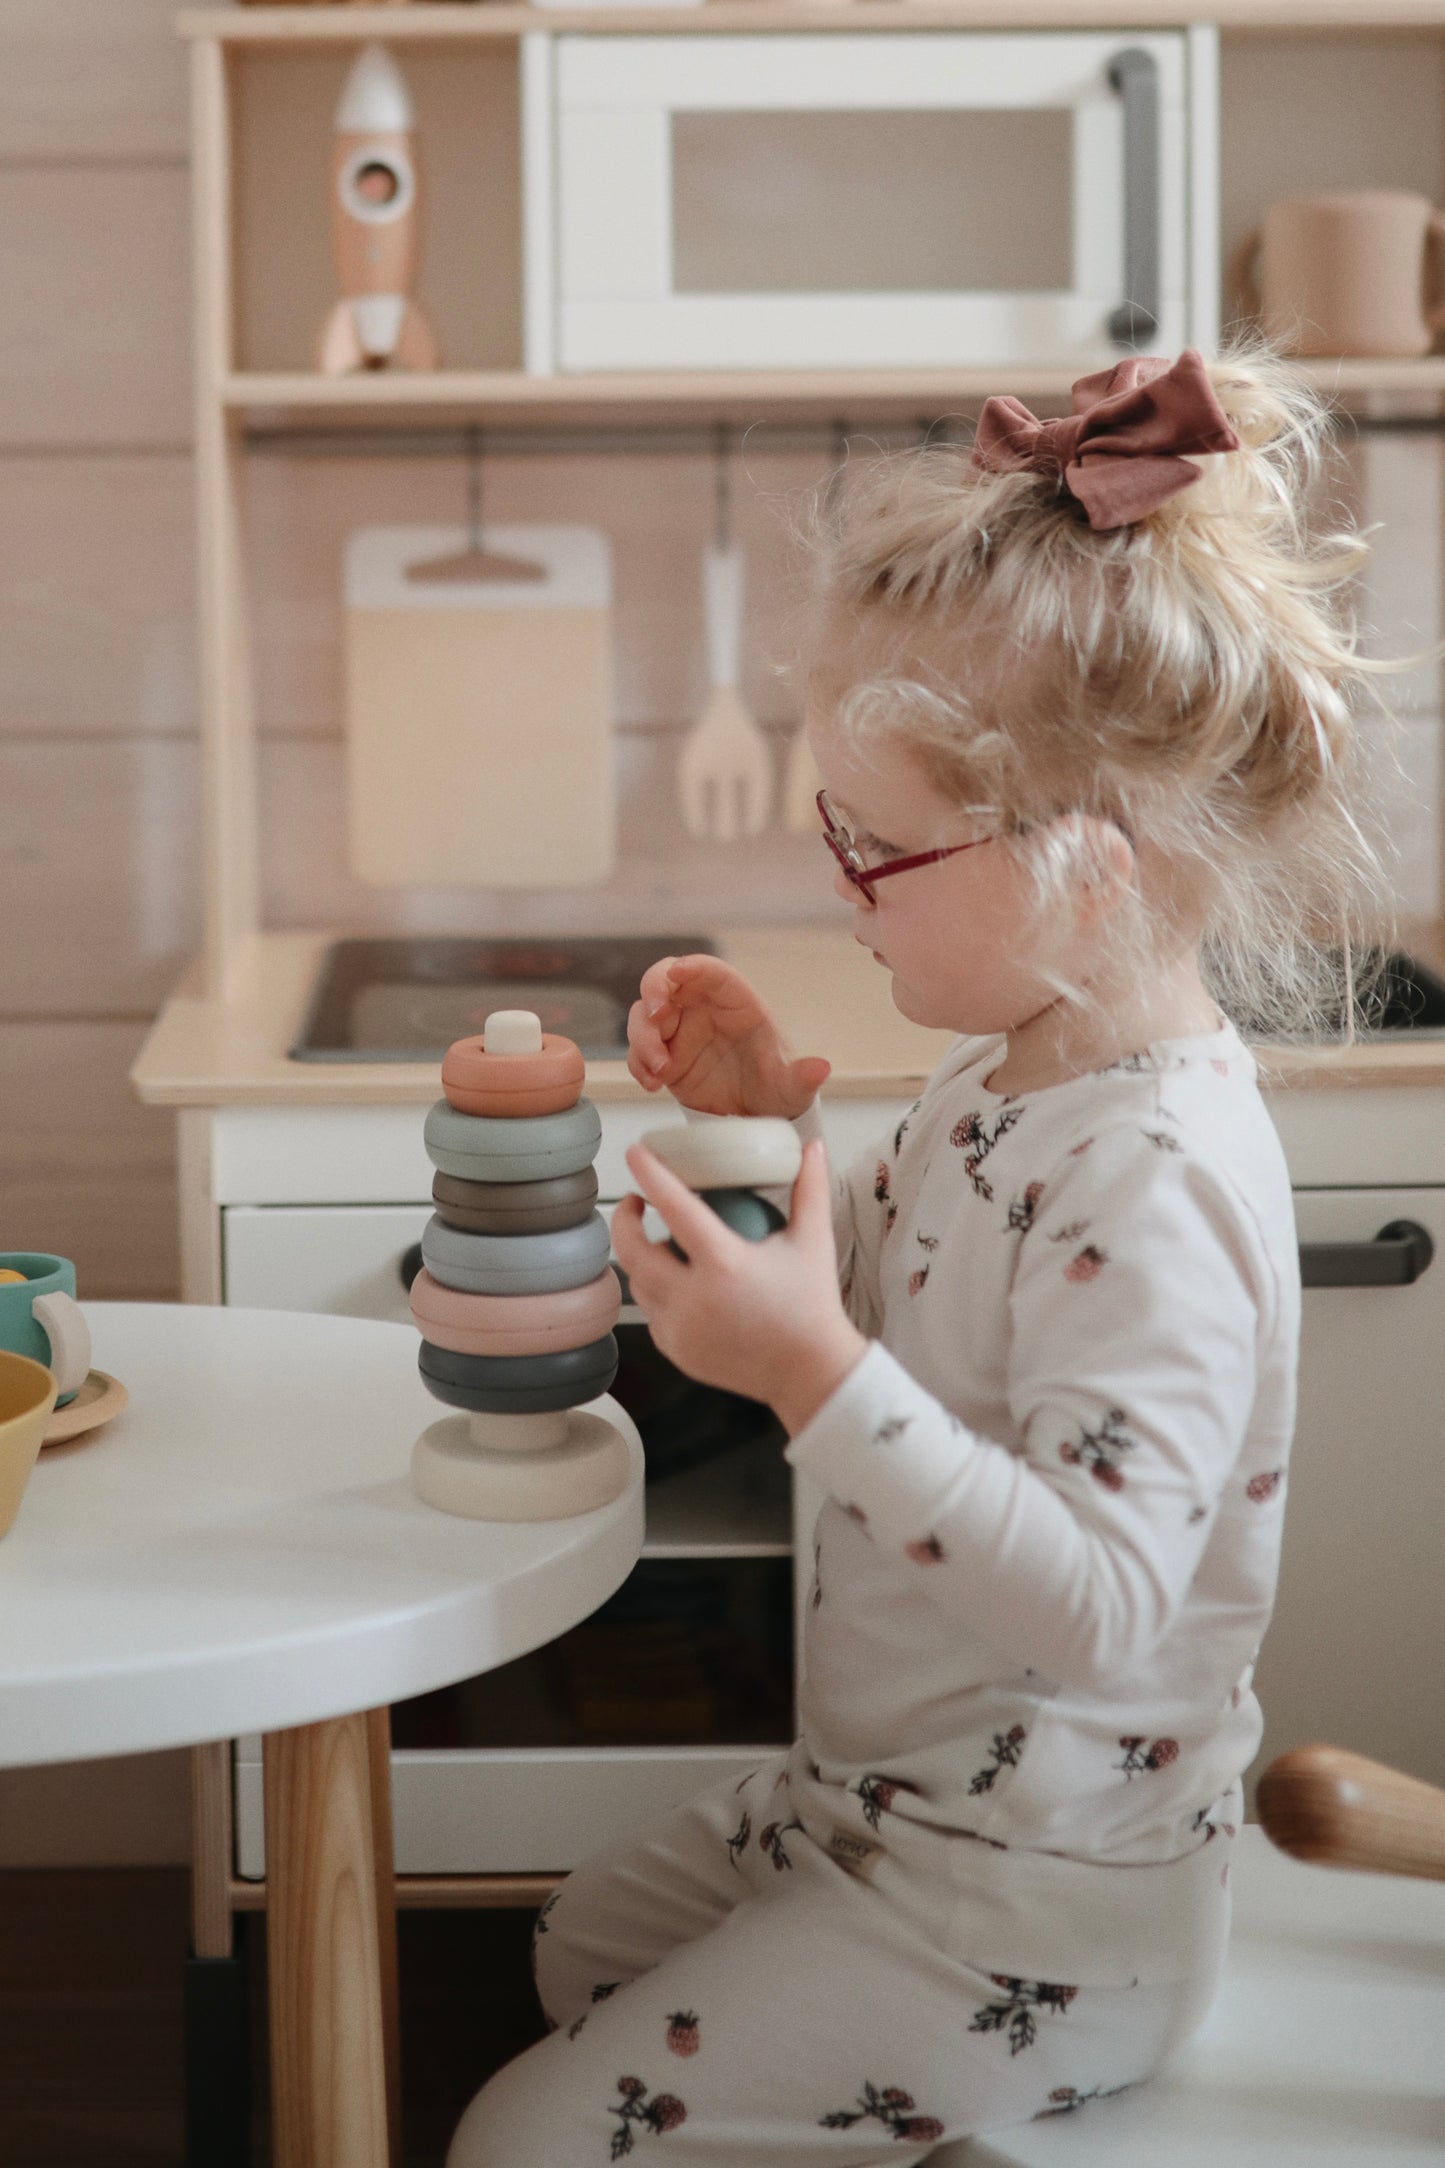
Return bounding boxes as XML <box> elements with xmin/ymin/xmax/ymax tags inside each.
<box><xmin>398</xmin><ymin>1242</ymin><xmax>424</xmax><ymax>1293</ymax></box>
<box><xmin>1299</xmin><ymin>1219</ymin><xmax>1434</xmax><ymax>1289</ymax></box>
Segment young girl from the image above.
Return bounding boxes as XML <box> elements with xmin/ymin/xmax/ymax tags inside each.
<box><xmin>447</xmin><ymin>347</ymin><xmax>1389</xmax><ymax>2165</ymax></box>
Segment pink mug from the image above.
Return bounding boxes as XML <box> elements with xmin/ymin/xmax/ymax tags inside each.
<box><xmin>1235</xmin><ymin>191</ymin><xmax>1445</xmax><ymax>359</ymax></box>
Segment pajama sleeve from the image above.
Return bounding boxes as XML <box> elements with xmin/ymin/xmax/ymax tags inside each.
<box><xmin>787</xmin><ymin>1096</ymin><xmax>898</xmax><ymax>1339</ymax></box>
<box><xmin>783</xmin><ymin>1123</ymin><xmax>1279</xmax><ymax>1693</ymax></box>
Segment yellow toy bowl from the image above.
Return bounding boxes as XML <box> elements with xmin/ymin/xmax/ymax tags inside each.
<box><xmin>0</xmin><ymin>1351</ymin><xmax>58</xmax><ymax>1539</ymax></box>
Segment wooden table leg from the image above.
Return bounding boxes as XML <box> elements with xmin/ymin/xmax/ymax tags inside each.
<box><xmin>367</xmin><ymin>1705</ymin><xmax>403</xmax><ymax>2168</ymax></box>
<box><xmin>263</xmin><ymin>1710</ymin><xmax>394</xmax><ymax>2168</ymax></box>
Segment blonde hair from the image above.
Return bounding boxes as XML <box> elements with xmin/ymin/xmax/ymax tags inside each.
<box><xmin>800</xmin><ymin>342</ymin><xmax>1400</xmax><ymax>1041</ymax></box>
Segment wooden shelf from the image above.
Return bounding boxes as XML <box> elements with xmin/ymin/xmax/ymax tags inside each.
<box><xmin>224</xmin><ymin>359</ymin><xmax>1445</xmax><ymax>433</ymax></box>
<box><xmin>179</xmin><ymin>3</ymin><xmax>1445</xmax><ymax>42</ymax></box>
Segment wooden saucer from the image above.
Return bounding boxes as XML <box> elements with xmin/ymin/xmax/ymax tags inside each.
<box><xmin>41</xmin><ymin>1369</ymin><xmax>128</xmax><ymax>1449</ymax></box>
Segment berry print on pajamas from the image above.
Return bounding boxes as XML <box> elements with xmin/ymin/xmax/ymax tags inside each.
<box><xmin>451</xmin><ymin>1020</ymin><xmax>1300</xmax><ymax>2164</ymax></box>
<box><xmin>446</xmin><ymin>1760</ymin><xmax>1212</xmax><ymax>2167</ymax></box>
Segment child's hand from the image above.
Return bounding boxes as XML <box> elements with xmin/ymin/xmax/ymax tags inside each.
<box><xmin>627</xmin><ymin>953</ymin><xmax>832</xmax><ymax>1119</ymax></box>
<box><xmin>610</xmin><ymin>1137</ymin><xmax>865</xmax><ymax>1434</ymax></box>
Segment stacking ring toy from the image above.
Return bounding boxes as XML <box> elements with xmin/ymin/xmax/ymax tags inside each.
<box><xmin>431</xmin><ymin>1167</ymin><xmax>598</xmax><ymax>1237</ymax></box>
<box><xmin>421</xmin><ymin>1210</ymin><xmax>612</xmax><ymax>1296</ymax></box>
<box><xmin>640</xmin><ymin>1117</ymin><xmax>802</xmax><ymax>1192</ymax></box>
<box><xmin>410</xmin><ymin>1006</ymin><xmax>634</xmax><ymax>1525</ymax></box>
<box><xmin>410</xmin><ymin>1267</ymin><xmax>621</xmax><ymax>1357</ymax></box>
<box><xmin>424</xmin><ymin>1098</ymin><xmax>602</xmax><ymax>1185</ymax></box>
<box><xmin>442</xmin><ymin>1032</ymin><xmax>585</xmax><ymax>1119</ymax></box>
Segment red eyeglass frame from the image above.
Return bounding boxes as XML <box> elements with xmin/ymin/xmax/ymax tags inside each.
<box><xmin>815</xmin><ymin>788</ymin><xmax>997</xmax><ymax>905</ymax></box>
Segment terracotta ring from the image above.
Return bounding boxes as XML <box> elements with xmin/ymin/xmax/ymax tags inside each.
<box><xmin>424</xmin><ymin>1098</ymin><xmax>602</xmax><ymax>1185</ymax></box>
<box><xmin>410</xmin><ymin>1266</ymin><xmax>621</xmax><ymax>1357</ymax></box>
<box><xmin>441</xmin><ymin>1033</ymin><xmax>586</xmax><ymax>1119</ymax></box>
<box><xmin>418</xmin><ymin>1333</ymin><xmax>619</xmax><ymax>1415</ymax></box>
<box><xmin>431</xmin><ymin>1167</ymin><xmax>598</xmax><ymax>1237</ymax></box>
<box><xmin>421</xmin><ymin>1210</ymin><xmax>613</xmax><ymax>1296</ymax></box>
<box><xmin>640</xmin><ymin>1116</ymin><xmax>802</xmax><ymax>1192</ymax></box>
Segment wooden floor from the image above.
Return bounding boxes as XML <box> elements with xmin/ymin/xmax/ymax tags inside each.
<box><xmin>0</xmin><ymin>1870</ymin><xmax>548</xmax><ymax>2168</ymax></box>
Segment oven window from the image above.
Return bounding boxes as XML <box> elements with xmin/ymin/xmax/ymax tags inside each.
<box><xmin>390</xmin><ymin>1557</ymin><xmax>796</xmax><ymax>1750</ymax></box>
<box><xmin>671</xmin><ymin>108</ymin><xmax>1073</xmax><ymax>294</ymax></box>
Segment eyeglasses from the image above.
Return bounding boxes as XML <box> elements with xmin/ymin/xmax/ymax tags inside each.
<box><xmin>816</xmin><ymin>788</ymin><xmax>998</xmax><ymax>907</ymax></box>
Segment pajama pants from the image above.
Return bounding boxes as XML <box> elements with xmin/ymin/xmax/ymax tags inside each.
<box><xmin>447</xmin><ymin>1754</ymin><xmax>1220</xmax><ymax>2168</ymax></box>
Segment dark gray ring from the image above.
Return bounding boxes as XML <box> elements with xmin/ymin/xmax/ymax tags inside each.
<box><xmin>418</xmin><ymin>1333</ymin><xmax>619</xmax><ymax>1414</ymax></box>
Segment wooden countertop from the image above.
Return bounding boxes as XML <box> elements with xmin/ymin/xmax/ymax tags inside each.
<box><xmin>130</xmin><ymin>923</ymin><xmax>1445</xmax><ymax>1109</ymax></box>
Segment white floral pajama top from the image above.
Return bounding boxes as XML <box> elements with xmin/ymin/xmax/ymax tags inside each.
<box><xmin>781</xmin><ymin>1017</ymin><xmax>1301</xmax><ymax>1988</ymax></box>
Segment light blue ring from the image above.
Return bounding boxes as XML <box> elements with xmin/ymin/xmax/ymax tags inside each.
<box><xmin>421</xmin><ymin>1210</ymin><xmax>612</xmax><ymax>1296</ymax></box>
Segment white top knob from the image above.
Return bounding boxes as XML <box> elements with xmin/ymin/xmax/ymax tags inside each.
<box><xmin>484</xmin><ymin>1010</ymin><xmax>545</xmax><ymax>1055</ymax></box>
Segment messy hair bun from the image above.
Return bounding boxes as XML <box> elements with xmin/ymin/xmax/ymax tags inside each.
<box><xmin>802</xmin><ymin>340</ymin><xmax>1399</xmax><ymax>1042</ymax></box>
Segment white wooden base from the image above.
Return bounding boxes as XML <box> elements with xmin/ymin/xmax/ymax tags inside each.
<box><xmin>411</xmin><ymin>1408</ymin><xmax>631</xmax><ymax>1520</ymax></box>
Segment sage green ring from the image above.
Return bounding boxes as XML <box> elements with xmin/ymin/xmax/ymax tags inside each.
<box><xmin>424</xmin><ymin>1097</ymin><xmax>602</xmax><ymax>1185</ymax></box>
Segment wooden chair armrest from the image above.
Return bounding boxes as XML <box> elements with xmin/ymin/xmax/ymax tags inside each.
<box><xmin>1257</xmin><ymin>1745</ymin><xmax>1445</xmax><ymax>1881</ymax></box>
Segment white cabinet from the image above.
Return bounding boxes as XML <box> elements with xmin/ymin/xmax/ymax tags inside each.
<box><xmin>1256</xmin><ymin>1185</ymin><xmax>1445</xmax><ymax>1792</ymax></box>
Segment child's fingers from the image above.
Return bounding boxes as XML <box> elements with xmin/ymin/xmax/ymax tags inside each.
<box><xmin>624</xmin><ymin>1143</ymin><xmax>732</xmax><ymax>1266</ymax></box>
<box><xmin>788</xmin><ymin>1055</ymin><xmax>833</xmax><ymax>1098</ymax></box>
<box><xmin>626</xmin><ymin>1000</ymin><xmax>673</xmax><ymax>1083</ymax></box>
<box><xmin>639</xmin><ymin>956</ymin><xmax>688</xmax><ymax>1023</ymax></box>
<box><xmin>607</xmin><ymin>1191</ymin><xmax>678</xmax><ymax>1306</ymax></box>
<box><xmin>787</xmin><ymin>1137</ymin><xmax>831</xmax><ymax>1230</ymax></box>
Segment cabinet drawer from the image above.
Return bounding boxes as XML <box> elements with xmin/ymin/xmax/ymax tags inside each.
<box><xmin>234</xmin><ymin>1743</ymin><xmax>766</xmax><ymax>1877</ymax></box>
<box><xmin>224</xmin><ymin>1202</ymin><xmax>428</xmax><ymax>1321</ymax></box>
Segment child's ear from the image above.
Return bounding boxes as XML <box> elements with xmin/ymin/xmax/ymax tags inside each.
<box><xmin>1060</xmin><ymin>813</ymin><xmax>1137</xmax><ymax>922</ymax></box>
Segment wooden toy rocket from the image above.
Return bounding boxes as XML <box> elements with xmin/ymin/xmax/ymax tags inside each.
<box><xmin>317</xmin><ymin>43</ymin><xmax>439</xmax><ymax>376</ymax></box>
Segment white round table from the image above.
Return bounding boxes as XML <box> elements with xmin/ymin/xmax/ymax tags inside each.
<box><xmin>0</xmin><ymin>1303</ymin><xmax>645</xmax><ymax>2168</ymax></box>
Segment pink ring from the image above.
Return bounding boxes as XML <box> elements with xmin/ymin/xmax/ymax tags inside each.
<box><xmin>409</xmin><ymin>1266</ymin><xmax>621</xmax><ymax>1356</ymax></box>
<box><xmin>441</xmin><ymin>1032</ymin><xmax>585</xmax><ymax>1118</ymax></box>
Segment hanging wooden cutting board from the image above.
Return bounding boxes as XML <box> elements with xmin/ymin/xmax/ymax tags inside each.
<box><xmin>344</xmin><ymin>525</ymin><xmax>615</xmax><ymax>888</ymax></box>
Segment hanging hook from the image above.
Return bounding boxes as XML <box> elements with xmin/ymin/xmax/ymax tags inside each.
<box><xmin>465</xmin><ymin>425</ymin><xmax>485</xmax><ymax>553</ymax></box>
<box><xmin>405</xmin><ymin>421</ymin><xmax>545</xmax><ymax>585</ymax></box>
<box><xmin>713</xmin><ymin>423</ymin><xmax>732</xmax><ymax>552</ymax></box>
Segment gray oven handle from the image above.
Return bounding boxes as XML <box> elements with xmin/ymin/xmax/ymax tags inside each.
<box><xmin>1298</xmin><ymin>1219</ymin><xmax>1435</xmax><ymax>1289</ymax></box>
<box><xmin>1107</xmin><ymin>47</ymin><xmax>1161</xmax><ymax>348</ymax></box>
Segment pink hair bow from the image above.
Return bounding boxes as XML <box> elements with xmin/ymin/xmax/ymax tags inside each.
<box><xmin>971</xmin><ymin>349</ymin><xmax>1241</xmax><ymax>532</ymax></box>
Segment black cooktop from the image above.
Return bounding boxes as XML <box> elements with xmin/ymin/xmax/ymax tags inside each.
<box><xmin>289</xmin><ymin>935</ymin><xmax>716</xmax><ymax>1062</ymax></box>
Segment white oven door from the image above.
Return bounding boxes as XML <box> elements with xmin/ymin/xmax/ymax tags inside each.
<box><xmin>549</xmin><ymin>31</ymin><xmax>1202</xmax><ymax>372</ymax></box>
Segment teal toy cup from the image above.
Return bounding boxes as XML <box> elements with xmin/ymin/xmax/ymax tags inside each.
<box><xmin>0</xmin><ymin>1254</ymin><xmax>92</xmax><ymax>1408</ymax></box>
